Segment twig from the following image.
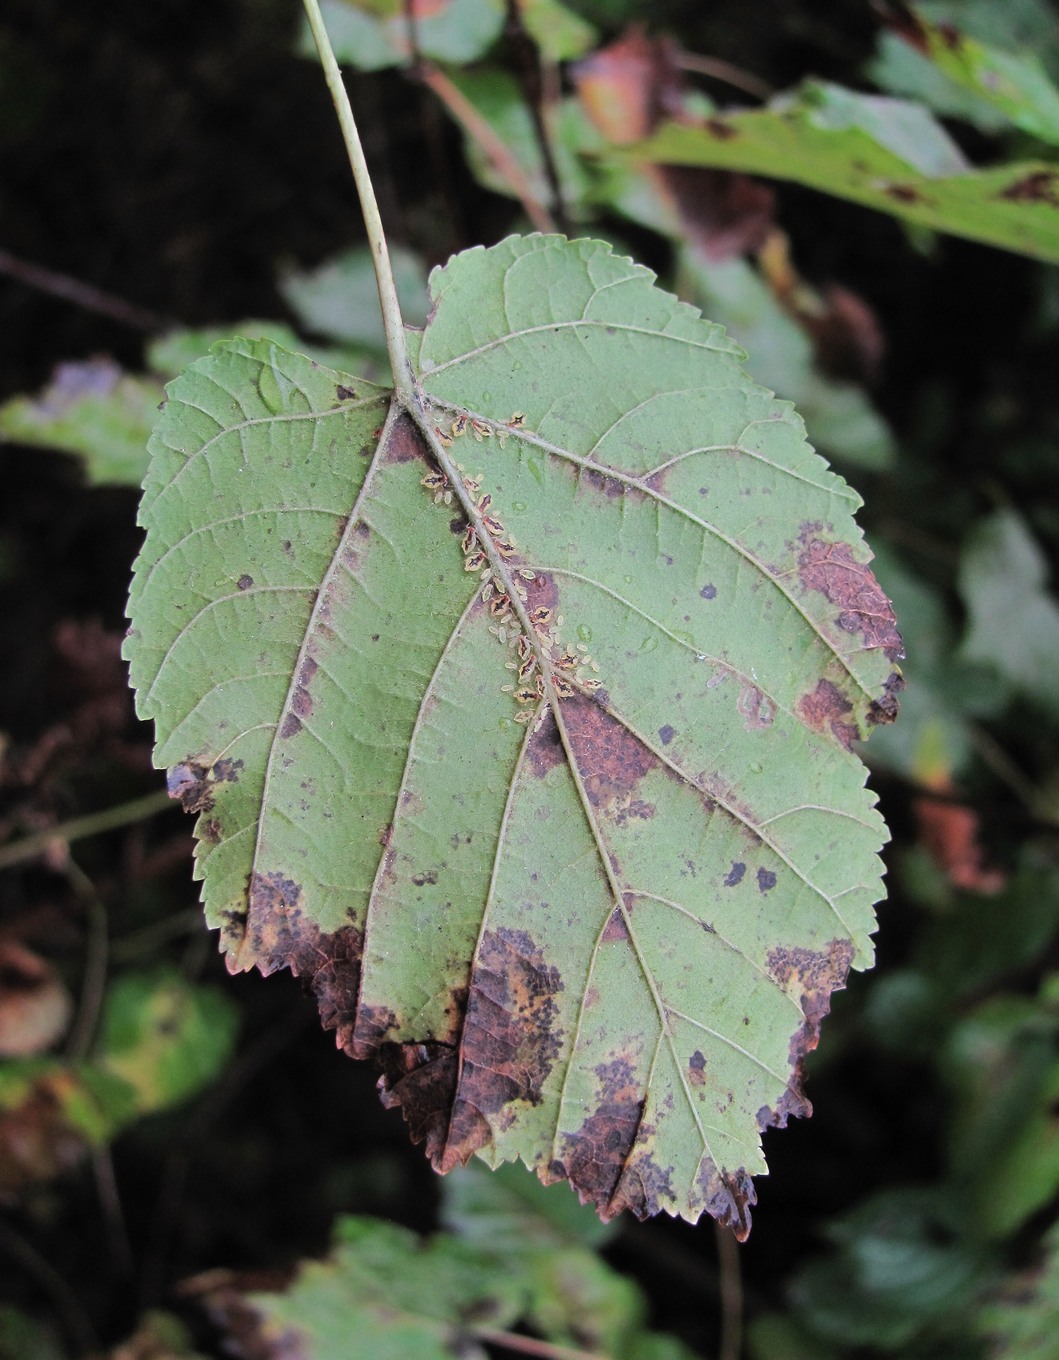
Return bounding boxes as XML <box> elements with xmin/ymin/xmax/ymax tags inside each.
<box><xmin>502</xmin><ymin>0</ymin><xmax>569</xmax><ymax>233</ymax></box>
<box><xmin>0</xmin><ymin>247</ymin><xmax>165</xmax><ymax>331</ymax></box>
<box><xmin>417</xmin><ymin>63</ymin><xmax>556</xmax><ymax>233</ymax></box>
<box><xmin>678</xmin><ymin>52</ymin><xmax>774</xmax><ymax>102</ymax></box>
<box><xmin>473</xmin><ymin>1327</ymin><xmax>608</xmax><ymax>1360</ymax></box>
<box><xmin>63</xmin><ymin>859</ymin><xmax>110</xmax><ymax>1061</ymax></box>
<box><xmin>714</xmin><ymin>1221</ymin><xmax>744</xmax><ymax>1360</ymax></box>
<box><xmin>0</xmin><ymin>1217</ymin><xmax>99</xmax><ymax>1356</ymax></box>
<box><xmin>0</xmin><ymin>789</ymin><xmax>175</xmax><ymax>871</ymax></box>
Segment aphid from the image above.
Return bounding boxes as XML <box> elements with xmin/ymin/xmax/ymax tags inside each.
<box><xmin>470</xmin><ymin>419</ymin><xmax>492</xmax><ymax>441</ymax></box>
<box><xmin>476</xmin><ymin>493</ymin><xmax>492</xmax><ymax>514</ymax></box>
<box><xmin>577</xmin><ymin>643</ymin><xmax>589</xmax><ymax>653</ymax></box>
<box><xmin>530</xmin><ymin>606</ymin><xmax>552</xmax><ymax>628</ymax></box>
<box><xmin>581</xmin><ymin>677</ymin><xmax>602</xmax><ymax>691</ymax></box>
<box><xmin>496</xmin><ymin>540</ymin><xmax>517</xmax><ymax>559</ymax></box>
<box><xmin>497</xmin><ymin>627</ymin><xmax>509</xmax><ymax>644</ymax></box>
<box><xmin>433</xmin><ymin>426</ymin><xmax>453</xmax><ymax>448</ymax></box>
<box><xmin>518</xmin><ymin>568</ymin><xmax>536</xmax><ymax>580</ymax></box>
<box><xmin>501</xmin><ymin>683</ymin><xmax>514</xmax><ymax>692</ymax></box>
<box><xmin>464</xmin><ymin>552</ymin><xmax>486</xmax><ymax>572</ymax></box>
<box><xmin>421</xmin><ymin>472</ymin><xmax>447</xmax><ymax>490</ymax></box>
<box><xmin>518</xmin><ymin>655</ymin><xmax>537</xmax><ymax>681</ymax></box>
<box><xmin>481</xmin><ymin>582</ymin><xmax>495</xmax><ymax>602</ymax></box>
<box><xmin>482</xmin><ymin>514</ymin><xmax>505</xmax><ymax>537</ymax></box>
<box><xmin>535</xmin><ymin>674</ymin><xmax>546</xmax><ymax>697</ymax></box>
<box><xmin>443</xmin><ymin>490</ymin><xmax>453</xmax><ymax>505</ymax></box>
<box><xmin>554</xmin><ymin>677</ymin><xmax>575</xmax><ymax>699</ymax></box>
<box><xmin>504</xmin><ymin>661</ymin><xmax>518</xmax><ymax>671</ymax></box>
<box><xmin>507</xmin><ymin>412</ymin><xmax>526</xmax><ymax>428</ymax></box>
<box><xmin>480</xmin><ymin>568</ymin><xmax>493</xmax><ymax>584</ymax></box>
<box><xmin>515</xmin><ymin>635</ymin><xmax>532</xmax><ymax>661</ymax></box>
<box><xmin>451</xmin><ymin>415</ymin><xmax>468</xmax><ymax>438</ymax></box>
<box><xmin>461</xmin><ymin>527</ymin><xmax>477</xmax><ymax>554</ymax></box>
<box><xmin>514</xmin><ymin>687</ymin><xmax>538</xmax><ymax>704</ymax></box>
<box><xmin>513</xmin><ymin>709</ymin><xmax>533</xmax><ymax>725</ymax></box>
<box><xmin>488</xmin><ymin>595</ymin><xmax>510</xmax><ymax>618</ymax></box>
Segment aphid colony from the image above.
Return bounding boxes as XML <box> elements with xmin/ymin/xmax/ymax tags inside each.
<box><xmin>419</xmin><ymin>409</ymin><xmax>601</xmax><ymax>725</ymax></box>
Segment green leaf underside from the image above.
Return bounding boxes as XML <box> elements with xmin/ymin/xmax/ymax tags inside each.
<box><xmin>631</xmin><ymin>82</ymin><xmax>1059</xmax><ymax>264</ymax></box>
<box><xmin>125</xmin><ymin>236</ymin><xmax>900</xmax><ymax>1234</ymax></box>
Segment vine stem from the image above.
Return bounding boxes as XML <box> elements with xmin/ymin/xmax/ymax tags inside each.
<box><xmin>302</xmin><ymin>0</ymin><xmax>417</xmax><ymax>404</ymax></box>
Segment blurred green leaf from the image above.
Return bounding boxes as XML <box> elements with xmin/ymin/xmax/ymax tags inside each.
<box><xmin>99</xmin><ymin>969</ymin><xmax>239</xmax><ymax>1114</ymax></box>
<box><xmin>517</xmin><ymin>0</ymin><xmax>597</xmax><ymax>61</ymax></box>
<box><xmin>981</xmin><ymin>1220</ymin><xmax>1059</xmax><ymax>1360</ymax></box>
<box><xmin>443</xmin><ymin>1158</ymin><xmax>614</xmax><ymax>1250</ymax></box>
<box><xmin>633</xmin><ymin>81</ymin><xmax>1059</xmax><ymax>263</ymax></box>
<box><xmin>958</xmin><ymin>507</ymin><xmax>1059</xmax><ymax>718</ymax></box>
<box><xmin>302</xmin><ymin>0</ymin><xmax>505</xmax><ymax>72</ymax></box>
<box><xmin>278</xmin><ymin>246</ymin><xmax>428</xmax><ymax>353</ymax></box>
<box><xmin>0</xmin><ymin>1306</ymin><xmax>64</xmax><ymax>1360</ymax></box>
<box><xmin>868</xmin><ymin>32</ymin><xmax>1010</xmax><ymax>134</ymax></box>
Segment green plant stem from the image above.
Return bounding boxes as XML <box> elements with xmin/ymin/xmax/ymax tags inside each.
<box><xmin>0</xmin><ymin>789</ymin><xmax>173</xmax><ymax>871</ymax></box>
<box><xmin>302</xmin><ymin>0</ymin><xmax>417</xmax><ymax>403</ymax></box>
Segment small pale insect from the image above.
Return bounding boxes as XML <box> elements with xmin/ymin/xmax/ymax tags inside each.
<box><xmin>421</xmin><ymin>472</ymin><xmax>447</xmax><ymax>490</ymax></box>
<box><xmin>518</xmin><ymin>655</ymin><xmax>537</xmax><ymax>681</ymax></box>
<box><xmin>496</xmin><ymin>540</ymin><xmax>517</xmax><ymax>559</ymax></box>
<box><xmin>516</xmin><ymin>635</ymin><xmax>532</xmax><ymax>661</ymax></box>
<box><xmin>482</xmin><ymin>514</ymin><xmax>505</xmax><ymax>537</ymax></box>
<box><xmin>461</xmin><ymin>527</ymin><xmax>477</xmax><ymax>554</ymax></box>
<box><xmin>554</xmin><ymin>677</ymin><xmax>575</xmax><ymax>699</ymax></box>
<box><xmin>513</xmin><ymin>709</ymin><xmax>533</xmax><ymax>725</ymax></box>
<box><xmin>518</xmin><ymin>568</ymin><xmax>535</xmax><ymax>581</ymax></box>
<box><xmin>470</xmin><ymin>419</ymin><xmax>492</xmax><ymax>441</ymax></box>
<box><xmin>481</xmin><ymin>582</ymin><xmax>495</xmax><ymax>602</ymax></box>
<box><xmin>530</xmin><ymin>606</ymin><xmax>552</xmax><ymax>627</ymax></box>
<box><xmin>464</xmin><ymin>552</ymin><xmax>486</xmax><ymax>572</ymax></box>
<box><xmin>514</xmin><ymin>687</ymin><xmax>538</xmax><ymax>704</ymax></box>
<box><xmin>451</xmin><ymin>415</ymin><xmax>468</xmax><ymax>438</ymax></box>
<box><xmin>507</xmin><ymin>412</ymin><xmax>526</xmax><ymax>428</ymax></box>
<box><xmin>488</xmin><ymin>595</ymin><xmax>511</xmax><ymax>618</ymax></box>
<box><xmin>476</xmin><ymin>493</ymin><xmax>492</xmax><ymax>514</ymax></box>
<box><xmin>581</xmin><ymin>677</ymin><xmax>602</xmax><ymax>691</ymax></box>
<box><xmin>433</xmin><ymin>426</ymin><xmax>453</xmax><ymax>448</ymax></box>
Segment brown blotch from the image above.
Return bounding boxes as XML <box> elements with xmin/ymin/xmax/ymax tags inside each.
<box><xmin>737</xmin><ymin>684</ymin><xmax>775</xmax><ymax>731</ymax></box>
<box><xmin>279</xmin><ymin>713</ymin><xmax>303</xmax><ymax>739</ymax></box>
<box><xmin>383</xmin><ymin>409</ymin><xmax>426</xmax><ymax>463</ymax></box>
<box><xmin>236</xmin><ymin>574</ymin><xmax>254</xmax><ymax>591</ymax></box>
<box><xmin>561</xmin><ymin>694</ymin><xmax>656</xmax><ymax>813</ymax></box>
<box><xmin>688</xmin><ymin>1051</ymin><xmax>707</xmax><ymax>1087</ymax></box>
<box><xmin>705</xmin><ymin>118</ymin><xmax>738</xmax><ymax>139</ymax></box>
<box><xmin>436</xmin><ymin>927</ymin><xmax>565</xmax><ymax>1172</ymax></box>
<box><xmin>199</xmin><ymin>817</ymin><xmax>222</xmax><ymax>845</ymax></box>
<box><xmin>241</xmin><ymin>872</ymin><xmax>364</xmax><ymax>1054</ymax></box>
<box><xmin>166</xmin><ymin>760</ymin><xmax>213</xmax><ymax>813</ymax></box>
<box><xmin>884</xmin><ymin>183</ymin><xmax>924</xmax><ymax>204</ymax></box>
<box><xmin>550</xmin><ymin>1056</ymin><xmax>643</xmax><ymax>1218</ymax></box>
<box><xmin>758</xmin><ymin>938</ymin><xmax>857</xmax><ymax>1132</ymax></box>
<box><xmin>870</xmin><ymin>669</ymin><xmax>904</xmax><ymax>726</ymax></box>
<box><xmin>796</xmin><ymin>678</ymin><xmax>859</xmax><ymax>750</ymax></box>
<box><xmin>797</xmin><ymin>532</ymin><xmax>904</xmax><ymax>661</ymax></box>
<box><xmin>580</xmin><ymin>466</ymin><xmax>627</xmax><ymax>500</ymax></box>
<box><xmin>526</xmin><ymin>707</ymin><xmax>566</xmax><ymax>779</ymax></box>
<box><xmin>694</xmin><ymin>1160</ymin><xmax>756</xmax><ymax>1241</ymax></box>
<box><xmin>521</xmin><ymin>570</ymin><xmax>560</xmax><ymax>620</ymax></box>
<box><xmin>999</xmin><ymin>170</ymin><xmax>1059</xmax><ymax>205</ymax></box>
<box><xmin>212</xmin><ymin>757</ymin><xmax>243</xmax><ymax>783</ymax></box>
<box><xmin>335</xmin><ymin>384</ymin><xmax>357</xmax><ymax>401</ymax></box>
<box><xmin>602</xmin><ymin>908</ymin><xmax>629</xmax><ymax>941</ymax></box>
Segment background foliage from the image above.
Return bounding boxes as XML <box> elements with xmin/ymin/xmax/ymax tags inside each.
<box><xmin>2</xmin><ymin>0</ymin><xmax>1059</xmax><ymax>1356</ymax></box>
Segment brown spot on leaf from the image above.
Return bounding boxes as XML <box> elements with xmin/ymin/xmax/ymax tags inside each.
<box><xmin>384</xmin><ymin>409</ymin><xmax>426</xmax><ymax>463</ymax></box>
<box><xmin>870</xmin><ymin>670</ymin><xmax>903</xmax><ymax>726</ymax></box>
<box><xmin>436</xmin><ymin>928</ymin><xmax>565</xmax><ymax>1172</ymax></box>
<box><xmin>335</xmin><ymin>384</ymin><xmax>357</xmax><ymax>401</ymax></box>
<box><xmin>279</xmin><ymin>713</ymin><xmax>303</xmax><ymax>739</ymax></box>
<box><xmin>705</xmin><ymin>118</ymin><xmax>738</xmax><ymax>139</ymax></box>
<box><xmin>561</xmin><ymin>695</ymin><xmax>656</xmax><ymax>813</ymax></box>
<box><xmin>658</xmin><ymin>724</ymin><xmax>676</xmax><ymax>745</ymax></box>
<box><xmin>797</xmin><ymin>532</ymin><xmax>903</xmax><ymax>661</ymax></box>
<box><xmin>999</xmin><ymin>170</ymin><xmax>1059</xmax><ymax>204</ymax></box>
<box><xmin>550</xmin><ymin>1055</ymin><xmax>643</xmax><ymax>1217</ymax></box>
<box><xmin>212</xmin><ymin>757</ymin><xmax>243</xmax><ymax>783</ymax></box>
<box><xmin>602</xmin><ymin>908</ymin><xmax>630</xmax><ymax>941</ymax></box>
<box><xmin>236</xmin><ymin>574</ymin><xmax>254</xmax><ymax>591</ymax></box>
<box><xmin>884</xmin><ymin>183</ymin><xmax>924</xmax><ymax>204</ymax></box>
<box><xmin>688</xmin><ymin>1051</ymin><xmax>707</xmax><ymax>1086</ymax></box>
<box><xmin>166</xmin><ymin>760</ymin><xmax>213</xmax><ymax>813</ymax></box>
<box><xmin>377</xmin><ymin>1043</ymin><xmax>460</xmax><ymax>1162</ymax></box>
<box><xmin>759</xmin><ymin>938</ymin><xmax>856</xmax><ymax>1132</ymax></box>
<box><xmin>796</xmin><ymin>678</ymin><xmax>859</xmax><ymax>750</ymax></box>
<box><xmin>526</xmin><ymin>707</ymin><xmax>566</xmax><ymax>779</ymax></box>
<box><xmin>756</xmin><ymin>868</ymin><xmax>777</xmax><ymax>894</ymax></box>
<box><xmin>241</xmin><ymin>872</ymin><xmax>363</xmax><ymax>1053</ymax></box>
<box><xmin>695</xmin><ymin>1160</ymin><xmax>756</xmax><ymax>1241</ymax></box>
<box><xmin>724</xmin><ymin>861</ymin><xmax>745</xmax><ymax>887</ymax></box>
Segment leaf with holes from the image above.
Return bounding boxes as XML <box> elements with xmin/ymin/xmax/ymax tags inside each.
<box><xmin>125</xmin><ymin>235</ymin><xmax>901</xmax><ymax>1234</ymax></box>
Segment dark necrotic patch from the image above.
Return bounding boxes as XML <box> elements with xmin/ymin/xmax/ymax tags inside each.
<box><xmin>166</xmin><ymin>759</ymin><xmax>214</xmax><ymax>813</ymax></box>
<box><xmin>688</xmin><ymin>1051</ymin><xmax>707</xmax><ymax>1086</ymax></box>
<box><xmin>724</xmin><ymin>861</ymin><xmax>746</xmax><ymax>887</ymax></box>
<box><xmin>658</xmin><ymin>724</ymin><xmax>676</xmax><ymax>745</ymax></box>
<box><xmin>437</xmin><ymin>928</ymin><xmax>565</xmax><ymax>1172</ymax></box>
<box><xmin>758</xmin><ymin>938</ymin><xmax>857</xmax><ymax>1132</ymax></box>
<box><xmin>384</xmin><ymin>409</ymin><xmax>426</xmax><ymax>463</ymax></box>
<box><xmin>797</xmin><ymin>530</ymin><xmax>903</xmax><ymax>662</ymax></box>
<box><xmin>561</xmin><ymin>695</ymin><xmax>656</xmax><ymax>813</ymax></box>
<box><xmin>526</xmin><ymin>707</ymin><xmax>566</xmax><ymax>779</ymax></box>
<box><xmin>999</xmin><ymin>170</ymin><xmax>1059</xmax><ymax>204</ymax></box>
<box><xmin>550</xmin><ymin>1055</ymin><xmax>643</xmax><ymax>1218</ymax></box>
<box><xmin>236</xmin><ymin>574</ymin><xmax>254</xmax><ymax>591</ymax></box>
<box><xmin>796</xmin><ymin>678</ymin><xmax>859</xmax><ymax>750</ymax></box>
<box><xmin>756</xmin><ymin>867</ymin><xmax>777</xmax><ymax>894</ymax></box>
<box><xmin>335</xmin><ymin>384</ymin><xmax>357</xmax><ymax>401</ymax></box>
<box><xmin>695</xmin><ymin>1160</ymin><xmax>756</xmax><ymax>1241</ymax></box>
<box><xmin>700</xmin><ymin>583</ymin><xmax>717</xmax><ymax>599</ymax></box>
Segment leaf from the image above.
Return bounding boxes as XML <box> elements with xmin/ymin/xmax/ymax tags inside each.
<box><xmin>888</xmin><ymin>8</ymin><xmax>1059</xmax><ymax>146</ymax></box>
<box><xmin>302</xmin><ymin>0</ymin><xmax>505</xmax><ymax>72</ymax></box>
<box><xmin>98</xmin><ymin>968</ymin><xmax>239</xmax><ymax>1114</ymax></box>
<box><xmin>981</xmin><ymin>1220</ymin><xmax>1059</xmax><ymax>1360</ymax></box>
<box><xmin>278</xmin><ymin>245</ymin><xmax>429</xmax><ymax>353</ymax></box>
<box><xmin>630</xmin><ymin>80</ymin><xmax>1059</xmax><ymax>264</ymax></box>
<box><xmin>125</xmin><ymin>235</ymin><xmax>900</xmax><ymax>1232</ymax></box>
<box><xmin>958</xmin><ymin>507</ymin><xmax>1059</xmax><ymax>717</ymax></box>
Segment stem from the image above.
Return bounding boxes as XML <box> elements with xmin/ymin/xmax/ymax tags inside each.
<box><xmin>473</xmin><ymin>1328</ymin><xmax>607</xmax><ymax>1360</ymax></box>
<box><xmin>302</xmin><ymin>0</ymin><xmax>417</xmax><ymax>402</ymax></box>
<box><xmin>0</xmin><ymin>788</ymin><xmax>173</xmax><ymax>871</ymax></box>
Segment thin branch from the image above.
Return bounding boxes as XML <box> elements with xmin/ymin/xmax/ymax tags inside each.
<box><xmin>678</xmin><ymin>52</ymin><xmax>774</xmax><ymax>102</ymax></box>
<box><xmin>0</xmin><ymin>789</ymin><xmax>173</xmax><ymax>871</ymax></box>
<box><xmin>418</xmin><ymin>63</ymin><xmax>556</xmax><ymax>233</ymax></box>
<box><xmin>63</xmin><ymin>860</ymin><xmax>110</xmax><ymax>1061</ymax></box>
<box><xmin>0</xmin><ymin>1218</ymin><xmax>98</xmax><ymax>1356</ymax></box>
<box><xmin>715</xmin><ymin>1221</ymin><xmax>744</xmax><ymax>1360</ymax></box>
<box><xmin>302</xmin><ymin>0</ymin><xmax>416</xmax><ymax>401</ymax></box>
<box><xmin>0</xmin><ymin>247</ymin><xmax>165</xmax><ymax>331</ymax></box>
<box><xmin>473</xmin><ymin>1327</ymin><xmax>609</xmax><ymax>1360</ymax></box>
<box><xmin>502</xmin><ymin>0</ymin><xmax>569</xmax><ymax>233</ymax></box>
